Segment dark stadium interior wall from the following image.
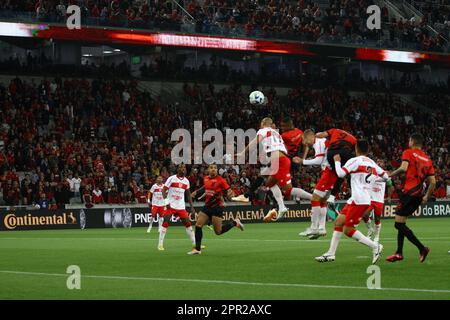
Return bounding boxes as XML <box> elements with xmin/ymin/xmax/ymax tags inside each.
<box><xmin>1</xmin><ymin>39</ymin><xmax>449</xmax><ymax>89</ymax></box>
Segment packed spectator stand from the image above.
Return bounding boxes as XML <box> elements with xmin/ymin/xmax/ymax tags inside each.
<box><xmin>0</xmin><ymin>73</ymin><xmax>448</xmax><ymax>208</ymax></box>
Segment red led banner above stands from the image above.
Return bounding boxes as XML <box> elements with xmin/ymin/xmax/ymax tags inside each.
<box><xmin>1</xmin><ymin>22</ymin><xmax>449</xmax><ymax>65</ymax></box>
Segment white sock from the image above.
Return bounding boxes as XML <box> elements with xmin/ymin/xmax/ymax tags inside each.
<box><xmin>291</xmin><ymin>188</ymin><xmax>312</xmax><ymax>201</ymax></box>
<box><xmin>147</xmin><ymin>217</ymin><xmax>154</xmax><ymax>231</ymax></box>
<box><xmin>158</xmin><ymin>227</ymin><xmax>167</xmax><ymax>247</ymax></box>
<box><xmin>270</xmin><ymin>185</ymin><xmax>287</xmax><ymax>212</ymax></box>
<box><xmin>158</xmin><ymin>217</ymin><xmax>163</xmax><ymax>230</ymax></box>
<box><xmin>185</xmin><ymin>226</ymin><xmax>195</xmax><ymax>245</ymax></box>
<box><xmin>327</xmin><ymin>194</ymin><xmax>335</xmax><ymax>203</ymax></box>
<box><xmin>319</xmin><ymin>206</ymin><xmax>327</xmax><ymax>230</ymax></box>
<box><xmin>374</xmin><ymin>223</ymin><xmax>381</xmax><ymax>241</ymax></box>
<box><xmin>328</xmin><ymin>229</ymin><xmax>343</xmax><ymax>255</ymax></box>
<box><xmin>351</xmin><ymin>230</ymin><xmax>378</xmax><ymax>249</ymax></box>
<box><xmin>311</xmin><ymin>205</ymin><xmax>320</xmax><ymax>230</ymax></box>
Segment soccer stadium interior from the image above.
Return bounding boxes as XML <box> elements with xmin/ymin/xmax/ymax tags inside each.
<box><xmin>0</xmin><ymin>0</ymin><xmax>449</xmax><ymax>302</ymax></box>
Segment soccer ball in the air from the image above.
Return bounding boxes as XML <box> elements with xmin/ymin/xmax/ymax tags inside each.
<box><xmin>249</xmin><ymin>91</ymin><xmax>265</xmax><ymax>105</ymax></box>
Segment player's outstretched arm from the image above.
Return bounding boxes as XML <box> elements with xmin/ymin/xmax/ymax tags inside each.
<box><xmin>389</xmin><ymin>161</ymin><xmax>409</xmax><ymax>177</ymax></box>
<box><xmin>191</xmin><ymin>186</ymin><xmax>205</xmax><ymax>199</ymax></box>
<box><xmin>315</xmin><ymin>131</ymin><xmax>329</xmax><ymax>138</ymax></box>
<box><xmin>386</xmin><ymin>179</ymin><xmax>394</xmax><ymax>202</ymax></box>
<box><xmin>147</xmin><ymin>192</ymin><xmax>152</xmax><ymax>204</ymax></box>
<box><xmin>237</xmin><ymin>135</ymin><xmax>260</xmax><ymax>159</ymax></box>
<box><xmin>302</xmin><ymin>154</ymin><xmax>324</xmax><ymax>166</ymax></box>
<box><xmin>186</xmin><ymin>189</ymin><xmax>196</xmax><ymax>213</ymax></box>
<box><xmin>422</xmin><ymin>175</ymin><xmax>436</xmax><ymax>204</ymax></box>
<box><xmin>333</xmin><ymin>154</ymin><xmax>348</xmax><ymax>178</ymax></box>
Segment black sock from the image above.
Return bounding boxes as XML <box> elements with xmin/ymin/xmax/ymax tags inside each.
<box><xmin>396</xmin><ymin>229</ymin><xmax>405</xmax><ymax>255</ymax></box>
<box><xmin>395</xmin><ymin>222</ymin><xmax>425</xmax><ymax>253</ymax></box>
<box><xmin>195</xmin><ymin>226</ymin><xmax>203</xmax><ymax>251</ymax></box>
<box><xmin>220</xmin><ymin>220</ymin><xmax>237</xmax><ymax>235</ymax></box>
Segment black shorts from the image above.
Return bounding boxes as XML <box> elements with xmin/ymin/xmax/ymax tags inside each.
<box><xmin>326</xmin><ymin>147</ymin><xmax>354</xmax><ymax>171</ymax></box>
<box><xmin>201</xmin><ymin>206</ymin><xmax>224</xmax><ymax>219</ymax></box>
<box><xmin>395</xmin><ymin>194</ymin><xmax>422</xmax><ymax>217</ymax></box>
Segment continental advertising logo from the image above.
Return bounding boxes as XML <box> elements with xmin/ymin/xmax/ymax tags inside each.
<box><xmin>3</xmin><ymin>212</ymin><xmax>77</xmax><ymax>230</ymax></box>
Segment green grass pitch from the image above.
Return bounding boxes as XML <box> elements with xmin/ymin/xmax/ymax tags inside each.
<box><xmin>1</xmin><ymin>218</ymin><xmax>449</xmax><ymax>300</ymax></box>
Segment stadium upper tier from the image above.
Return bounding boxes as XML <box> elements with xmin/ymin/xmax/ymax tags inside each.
<box><xmin>0</xmin><ymin>0</ymin><xmax>448</xmax><ymax>53</ymax></box>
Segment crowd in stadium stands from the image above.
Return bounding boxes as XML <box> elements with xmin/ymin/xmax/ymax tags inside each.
<box><xmin>0</xmin><ymin>76</ymin><xmax>448</xmax><ymax>208</ymax></box>
<box><xmin>0</xmin><ymin>0</ymin><xmax>448</xmax><ymax>52</ymax></box>
<box><xmin>407</xmin><ymin>0</ymin><xmax>450</xmax><ymax>39</ymax></box>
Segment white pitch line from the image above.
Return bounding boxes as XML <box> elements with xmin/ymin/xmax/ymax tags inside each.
<box><xmin>0</xmin><ymin>270</ymin><xmax>449</xmax><ymax>294</ymax></box>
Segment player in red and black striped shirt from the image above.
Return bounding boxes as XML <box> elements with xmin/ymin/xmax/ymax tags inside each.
<box><xmin>316</xmin><ymin>128</ymin><xmax>357</xmax><ymax>211</ymax></box>
<box><xmin>188</xmin><ymin>164</ymin><xmax>245</xmax><ymax>255</ymax></box>
<box><xmin>280</xmin><ymin>118</ymin><xmax>303</xmax><ymax>158</ymax></box>
<box><xmin>387</xmin><ymin>133</ymin><xmax>436</xmax><ymax>263</ymax></box>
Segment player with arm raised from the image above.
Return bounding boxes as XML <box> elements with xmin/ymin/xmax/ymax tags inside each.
<box><xmin>386</xmin><ymin>133</ymin><xmax>436</xmax><ymax>263</ymax></box>
<box><xmin>187</xmin><ymin>164</ymin><xmax>245</xmax><ymax>255</ymax></box>
<box><xmin>293</xmin><ymin>129</ymin><xmax>330</xmax><ymax>239</ymax></box>
<box><xmin>237</xmin><ymin>117</ymin><xmax>311</xmax><ymax>222</ymax></box>
<box><xmin>146</xmin><ymin>176</ymin><xmax>166</xmax><ymax>234</ymax></box>
<box><xmin>280</xmin><ymin>118</ymin><xmax>313</xmax><ymax>203</ymax></box>
<box><xmin>316</xmin><ymin>128</ymin><xmax>357</xmax><ymax>211</ymax></box>
<box><xmin>232</xmin><ymin>117</ymin><xmax>309</xmax><ymax>203</ymax></box>
<box><xmin>158</xmin><ymin>164</ymin><xmax>196</xmax><ymax>251</ymax></box>
<box><xmin>315</xmin><ymin>140</ymin><xmax>388</xmax><ymax>264</ymax></box>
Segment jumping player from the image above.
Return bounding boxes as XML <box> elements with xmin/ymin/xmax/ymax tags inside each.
<box><xmin>316</xmin><ymin>128</ymin><xmax>357</xmax><ymax>210</ymax></box>
<box><xmin>280</xmin><ymin>117</ymin><xmax>303</xmax><ymax>159</ymax></box>
<box><xmin>293</xmin><ymin>129</ymin><xmax>330</xmax><ymax>239</ymax></box>
<box><xmin>146</xmin><ymin>176</ymin><xmax>166</xmax><ymax>234</ymax></box>
<box><xmin>232</xmin><ymin>118</ymin><xmax>306</xmax><ymax>203</ymax></box>
<box><xmin>158</xmin><ymin>164</ymin><xmax>196</xmax><ymax>251</ymax></box>
<box><xmin>315</xmin><ymin>140</ymin><xmax>388</xmax><ymax>264</ymax></box>
<box><xmin>188</xmin><ymin>164</ymin><xmax>245</xmax><ymax>255</ymax></box>
<box><xmin>386</xmin><ymin>133</ymin><xmax>435</xmax><ymax>263</ymax></box>
<box><xmin>237</xmin><ymin>118</ymin><xmax>311</xmax><ymax>221</ymax></box>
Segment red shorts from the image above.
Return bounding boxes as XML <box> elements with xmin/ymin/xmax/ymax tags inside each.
<box><xmin>151</xmin><ymin>205</ymin><xmax>166</xmax><ymax>217</ymax></box>
<box><xmin>315</xmin><ymin>167</ymin><xmax>338</xmax><ymax>194</ymax></box>
<box><xmin>369</xmin><ymin>201</ymin><xmax>383</xmax><ymax>217</ymax></box>
<box><xmin>269</xmin><ymin>156</ymin><xmax>292</xmax><ymax>187</ymax></box>
<box><xmin>340</xmin><ymin>202</ymin><xmax>370</xmax><ymax>227</ymax></box>
<box><xmin>167</xmin><ymin>206</ymin><xmax>189</xmax><ymax>219</ymax></box>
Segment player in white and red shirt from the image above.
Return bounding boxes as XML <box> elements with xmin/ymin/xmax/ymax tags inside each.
<box><xmin>293</xmin><ymin>129</ymin><xmax>330</xmax><ymax>238</ymax></box>
<box><xmin>315</xmin><ymin>140</ymin><xmax>390</xmax><ymax>264</ymax></box>
<box><xmin>158</xmin><ymin>164</ymin><xmax>196</xmax><ymax>251</ymax></box>
<box><xmin>146</xmin><ymin>176</ymin><xmax>166</xmax><ymax>234</ymax></box>
<box><xmin>362</xmin><ymin>159</ymin><xmax>394</xmax><ymax>243</ymax></box>
<box><xmin>236</xmin><ymin>117</ymin><xmax>311</xmax><ymax>222</ymax></box>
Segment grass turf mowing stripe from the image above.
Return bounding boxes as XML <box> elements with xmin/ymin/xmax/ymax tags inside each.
<box><xmin>1</xmin><ymin>270</ymin><xmax>450</xmax><ymax>294</ymax></box>
<box><xmin>1</xmin><ymin>237</ymin><xmax>450</xmax><ymax>242</ymax></box>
